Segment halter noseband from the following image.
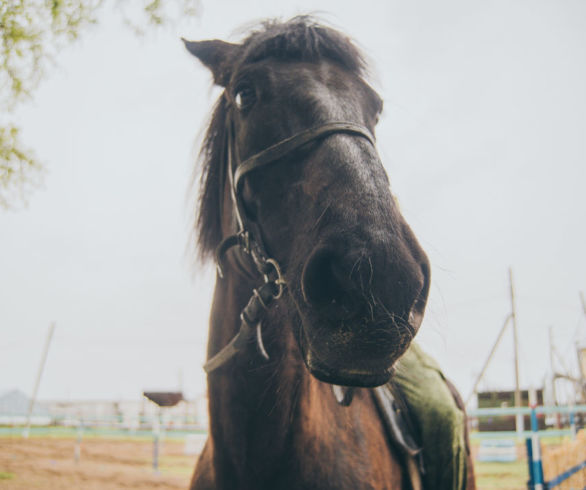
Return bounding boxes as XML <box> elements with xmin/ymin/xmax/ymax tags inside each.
<box><xmin>203</xmin><ymin>117</ymin><xmax>375</xmax><ymax>374</ymax></box>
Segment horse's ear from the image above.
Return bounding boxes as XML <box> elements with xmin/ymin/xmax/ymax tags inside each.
<box><xmin>182</xmin><ymin>39</ymin><xmax>238</xmax><ymax>87</ymax></box>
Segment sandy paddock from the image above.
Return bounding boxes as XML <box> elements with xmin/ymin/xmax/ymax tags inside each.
<box><xmin>0</xmin><ymin>436</ymin><xmax>196</xmax><ymax>489</ymax></box>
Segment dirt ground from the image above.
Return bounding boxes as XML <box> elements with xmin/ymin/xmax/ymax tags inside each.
<box><xmin>0</xmin><ymin>434</ymin><xmax>535</xmax><ymax>489</ymax></box>
<box><xmin>0</xmin><ymin>436</ymin><xmax>196</xmax><ymax>489</ymax></box>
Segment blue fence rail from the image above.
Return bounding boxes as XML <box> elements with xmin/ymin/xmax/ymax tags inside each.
<box><xmin>468</xmin><ymin>404</ymin><xmax>586</xmax><ymax>490</ymax></box>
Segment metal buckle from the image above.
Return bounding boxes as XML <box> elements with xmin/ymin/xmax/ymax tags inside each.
<box><xmin>263</xmin><ymin>258</ymin><xmax>285</xmax><ymax>299</ymax></box>
<box><xmin>237</xmin><ymin>230</ymin><xmax>250</xmax><ymax>254</ymax></box>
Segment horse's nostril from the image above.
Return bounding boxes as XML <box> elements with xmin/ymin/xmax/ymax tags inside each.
<box><xmin>301</xmin><ymin>248</ymin><xmax>346</xmax><ymax>307</ymax></box>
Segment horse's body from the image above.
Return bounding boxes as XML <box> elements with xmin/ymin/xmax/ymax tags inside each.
<box><xmin>192</xmin><ymin>280</ymin><xmax>404</xmax><ymax>489</ymax></box>
<box><xmin>191</xmin><ymin>269</ymin><xmax>405</xmax><ymax>489</ymax></box>
<box><xmin>185</xmin><ymin>17</ymin><xmax>473</xmax><ymax>490</ymax></box>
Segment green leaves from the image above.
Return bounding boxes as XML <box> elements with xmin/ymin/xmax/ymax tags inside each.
<box><xmin>0</xmin><ymin>0</ymin><xmax>200</xmax><ymax>209</ymax></box>
<box><xmin>0</xmin><ymin>125</ymin><xmax>41</xmax><ymax>209</ymax></box>
<box><xmin>0</xmin><ymin>0</ymin><xmax>102</xmax><ymax>208</ymax></box>
<box><xmin>1</xmin><ymin>1</ymin><xmax>100</xmax><ymax>106</ymax></box>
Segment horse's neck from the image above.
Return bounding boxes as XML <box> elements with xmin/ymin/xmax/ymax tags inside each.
<box><xmin>205</xmin><ymin>271</ymin><xmax>307</xmax><ymax>480</ymax></box>
<box><xmin>203</xmin><ymin>271</ymin><xmax>403</xmax><ymax>489</ymax></box>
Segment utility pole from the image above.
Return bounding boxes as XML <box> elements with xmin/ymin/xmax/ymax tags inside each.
<box><xmin>549</xmin><ymin>326</ymin><xmax>562</xmax><ymax>427</ymax></box>
<box><xmin>466</xmin><ymin>314</ymin><xmax>512</xmax><ymax>405</ymax></box>
<box><xmin>509</xmin><ymin>268</ymin><xmax>523</xmax><ymax>435</ymax></box>
<box><xmin>24</xmin><ymin>322</ymin><xmax>56</xmax><ymax>438</ymax></box>
<box><xmin>577</xmin><ymin>292</ymin><xmax>586</xmax><ymax>402</ymax></box>
<box><xmin>549</xmin><ymin>326</ymin><xmax>557</xmax><ymax>405</ymax></box>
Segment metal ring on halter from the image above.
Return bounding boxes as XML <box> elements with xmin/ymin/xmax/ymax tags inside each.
<box><xmin>264</xmin><ymin>258</ymin><xmax>285</xmax><ymax>299</ymax></box>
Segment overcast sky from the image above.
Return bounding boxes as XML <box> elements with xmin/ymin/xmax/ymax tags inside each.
<box><xmin>1</xmin><ymin>0</ymin><xmax>585</xmax><ymax>405</ymax></box>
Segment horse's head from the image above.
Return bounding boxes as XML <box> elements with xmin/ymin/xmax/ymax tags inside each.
<box><xmin>186</xmin><ymin>18</ymin><xmax>430</xmax><ymax>388</ymax></box>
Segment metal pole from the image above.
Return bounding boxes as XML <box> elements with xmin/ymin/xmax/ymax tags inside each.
<box><xmin>466</xmin><ymin>314</ymin><xmax>512</xmax><ymax>405</ymax></box>
<box><xmin>549</xmin><ymin>327</ymin><xmax>556</xmax><ymax>402</ymax></box>
<box><xmin>525</xmin><ymin>437</ymin><xmax>535</xmax><ymax>490</ymax></box>
<box><xmin>577</xmin><ymin>343</ymin><xmax>586</xmax><ymax>404</ymax></box>
<box><xmin>509</xmin><ymin>268</ymin><xmax>523</xmax><ymax>435</ymax></box>
<box><xmin>569</xmin><ymin>409</ymin><xmax>576</xmax><ymax>440</ymax></box>
<box><xmin>74</xmin><ymin>418</ymin><xmax>83</xmax><ymax>463</ymax></box>
<box><xmin>153</xmin><ymin>407</ymin><xmax>161</xmax><ymax>473</ymax></box>
<box><xmin>530</xmin><ymin>405</ymin><xmax>544</xmax><ymax>490</ymax></box>
<box><xmin>23</xmin><ymin>322</ymin><xmax>56</xmax><ymax>438</ymax></box>
<box><xmin>548</xmin><ymin>327</ymin><xmax>560</xmax><ymax>424</ymax></box>
<box><xmin>578</xmin><ymin>292</ymin><xmax>586</xmax><ymax>403</ymax></box>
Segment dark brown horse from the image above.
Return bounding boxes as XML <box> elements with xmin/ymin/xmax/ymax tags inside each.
<box><xmin>184</xmin><ymin>17</ymin><xmax>471</xmax><ymax>490</ymax></box>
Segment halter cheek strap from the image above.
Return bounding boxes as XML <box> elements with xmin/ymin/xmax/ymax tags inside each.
<box><xmin>204</xmin><ymin>119</ymin><xmax>375</xmax><ymax>374</ymax></box>
<box><xmin>229</xmin><ymin>121</ymin><xmax>375</xmax><ymax>249</ymax></box>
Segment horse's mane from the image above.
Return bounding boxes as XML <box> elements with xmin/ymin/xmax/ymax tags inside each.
<box><xmin>194</xmin><ymin>16</ymin><xmax>368</xmax><ymax>260</ymax></box>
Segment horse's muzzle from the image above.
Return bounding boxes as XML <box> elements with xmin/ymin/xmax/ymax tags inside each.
<box><xmin>296</xmin><ymin>242</ymin><xmax>429</xmax><ymax>387</ymax></box>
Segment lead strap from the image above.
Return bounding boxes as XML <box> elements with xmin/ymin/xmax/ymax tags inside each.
<box><xmin>203</xmin><ymin>266</ymin><xmax>283</xmax><ymax>373</ymax></box>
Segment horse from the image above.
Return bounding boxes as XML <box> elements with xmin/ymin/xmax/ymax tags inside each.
<box><xmin>184</xmin><ymin>17</ymin><xmax>473</xmax><ymax>490</ymax></box>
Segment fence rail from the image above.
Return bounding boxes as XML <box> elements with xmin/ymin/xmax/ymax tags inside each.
<box><xmin>541</xmin><ymin>430</ymin><xmax>586</xmax><ymax>489</ymax></box>
<box><xmin>468</xmin><ymin>404</ymin><xmax>586</xmax><ymax>490</ymax></box>
<box><xmin>468</xmin><ymin>405</ymin><xmax>586</xmax><ymax>417</ymax></box>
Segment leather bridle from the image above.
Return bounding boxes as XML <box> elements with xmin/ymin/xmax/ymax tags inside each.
<box><xmin>203</xmin><ymin>109</ymin><xmax>376</xmax><ymax>374</ymax></box>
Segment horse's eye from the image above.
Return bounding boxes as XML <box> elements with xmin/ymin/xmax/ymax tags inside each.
<box><xmin>234</xmin><ymin>84</ymin><xmax>256</xmax><ymax>111</ymax></box>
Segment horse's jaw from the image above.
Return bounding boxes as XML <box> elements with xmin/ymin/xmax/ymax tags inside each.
<box><xmin>307</xmin><ymin>355</ymin><xmax>394</xmax><ymax>388</ymax></box>
<box><xmin>298</xmin><ymin>323</ymin><xmax>403</xmax><ymax>388</ymax></box>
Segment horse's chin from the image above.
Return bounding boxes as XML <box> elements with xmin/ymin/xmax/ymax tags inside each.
<box><xmin>299</xmin><ymin>329</ymin><xmax>399</xmax><ymax>388</ymax></box>
<box><xmin>307</xmin><ymin>357</ymin><xmax>393</xmax><ymax>388</ymax></box>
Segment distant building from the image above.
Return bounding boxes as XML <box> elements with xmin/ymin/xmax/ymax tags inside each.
<box><xmin>0</xmin><ymin>390</ymin><xmax>208</xmax><ymax>430</ymax></box>
<box><xmin>477</xmin><ymin>389</ymin><xmax>545</xmax><ymax>431</ymax></box>
<box><xmin>44</xmin><ymin>394</ymin><xmax>209</xmax><ymax>429</ymax></box>
<box><xmin>0</xmin><ymin>389</ymin><xmax>51</xmax><ymax>425</ymax></box>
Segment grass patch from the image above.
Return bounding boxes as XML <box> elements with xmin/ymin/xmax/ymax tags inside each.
<box><xmin>475</xmin><ymin>461</ymin><xmax>527</xmax><ymax>489</ymax></box>
<box><xmin>0</xmin><ymin>471</ymin><xmax>15</xmax><ymax>480</ymax></box>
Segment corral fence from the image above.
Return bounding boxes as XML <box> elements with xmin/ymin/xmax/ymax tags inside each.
<box><xmin>0</xmin><ymin>413</ymin><xmax>208</xmax><ymax>471</ymax></box>
<box><xmin>541</xmin><ymin>429</ymin><xmax>586</xmax><ymax>489</ymax></box>
<box><xmin>4</xmin><ymin>404</ymin><xmax>586</xmax><ymax>483</ymax></box>
<box><xmin>468</xmin><ymin>405</ymin><xmax>586</xmax><ymax>490</ymax></box>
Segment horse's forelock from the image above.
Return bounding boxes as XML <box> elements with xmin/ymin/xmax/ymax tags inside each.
<box><xmin>239</xmin><ymin>16</ymin><xmax>367</xmax><ymax>77</ymax></box>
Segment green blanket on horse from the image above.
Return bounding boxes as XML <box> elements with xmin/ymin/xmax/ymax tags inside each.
<box><xmin>388</xmin><ymin>343</ymin><xmax>472</xmax><ymax>490</ymax></box>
